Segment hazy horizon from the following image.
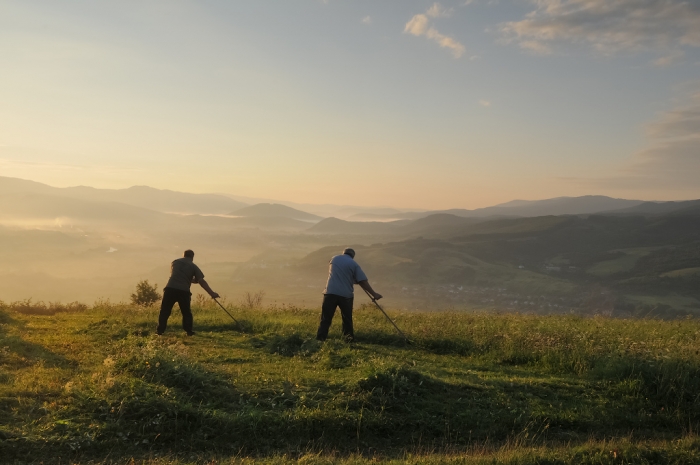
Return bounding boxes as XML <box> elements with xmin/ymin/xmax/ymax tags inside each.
<box><xmin>3</xmin><ymin>174</ymin><xmax>699</xmax><ymax>215</ymax></box>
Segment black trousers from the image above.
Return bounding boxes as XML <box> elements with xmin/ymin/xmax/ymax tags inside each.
<box><xmin>157</xmin><ymin>287</ymin><xmax>193</xmax><ymax>334</ymax></box>
<box><xmin>316</xmin><ymin>294</ymin><xmax>354</xmax><ymax>341</ymax></box>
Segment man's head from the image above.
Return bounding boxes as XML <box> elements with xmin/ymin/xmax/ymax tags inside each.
<box><xmin>184</xmin><ymin>249</ymin><xmax>195</xmax><ymax>259</ymax></box>
<box><xmin>343</xmin><ymin>247</ymin><xmax>355</xmax><ymax>259</ymax></box>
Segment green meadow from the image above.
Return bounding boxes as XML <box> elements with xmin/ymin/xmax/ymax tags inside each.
<box><xmin>1</xmin><ymin>299</ymin><xmax>700</xmax><ymax>464</ymax></box>
<box><xmin>586</xmin><ymin>248</ymin><xmax>656</xmax><ymax>277</ymax></box>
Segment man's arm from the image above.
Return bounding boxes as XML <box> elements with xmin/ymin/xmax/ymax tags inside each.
<box><xmin>358</xmin><ymin>280</ymin><xmax>382</xmax><ymax>300</ymax></box>
<box><xmin>198</xmin><ymin>278</ymin><xmax>220</xmax><ymax>299</ymax></box>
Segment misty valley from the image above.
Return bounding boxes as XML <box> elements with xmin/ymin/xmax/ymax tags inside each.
<box><xmin>2</xmin><ymin>176</ymin><xmax>699</xmax><ymax>318</ymax></box>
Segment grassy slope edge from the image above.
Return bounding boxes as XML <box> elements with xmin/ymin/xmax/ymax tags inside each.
<box><xmin>1</xmin><ymin>300</ymin><xmax>699</xmax><ymax>464</ymax></box>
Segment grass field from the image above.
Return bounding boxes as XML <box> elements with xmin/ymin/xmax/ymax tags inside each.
<box><xmin>624</xmin><ymin>293</ymin><xmax>700</xmax><ymax>313</ymax></box>
<box><xmin>661</xmin><ymin>268</ymin><xmax>700</xmax><ymax>278</ymax></box>
<box><xmin>586</xmin><ymin>248</ymin><xmax>657</xmax><ymax>277</ymax></box>
<box><xmin>1</xmin><ymin>299</ymin><xmax>700</xmax><ymax>464</ymax></box>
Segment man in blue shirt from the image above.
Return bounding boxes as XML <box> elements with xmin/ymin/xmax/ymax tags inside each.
<box><xmin>316</xmin><ymin>247</ymin><xmax>382</xmax><ymax>342</ymax></box>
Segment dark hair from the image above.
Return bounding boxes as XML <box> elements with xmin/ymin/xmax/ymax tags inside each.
<box><xmin>343</xmin><ymin>247</ymin><xmax>355</xmax><ymax>258</ymax></box>
<box><xmin>184</xmin><ymin>249</ymin><xmax>195</xmax><ymax>258</ymax></box>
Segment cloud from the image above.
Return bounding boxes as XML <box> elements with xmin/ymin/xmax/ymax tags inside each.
<box><xmin>519</xmin><ymin>40</ymin><xmax>552</xmax><ymax>55</ymax></box>
<box><xmin>626</xmin><ymin>137</ymin><xmax>700</xmax><ymax>186</ymax></box>
<box><xmin>646</xmin><ymin>97</ymin><xmax>700</xmax><ymax>139</ymax></box>
<box><xmin>479</xmin><ymin>100</ymin><xmax>491</xmax><ymax>107</ymax></box>
<box><xmin>425</xmin><ymin>28</ymin><xmax>466</xmax><ymax>57</ymax></box>
<box><xmin>404</xmin><ymin>4</ymin><xmax>466</xmax><ymax>58</ymax></box>
<box><xmin>500</xmin><ymin>0</ymin><xmax>700</xmax><ymax>57</ymax></box>
<box><xmin>574</xmin><ymin>87</ymin><xmax>700</xmax><ymax>191</ymax></box>
<box><xmin>652</xmin><ymin>50</ymin><xmax>685</xmax><ymax>67</ymax></box>
<box><xmin>405</xmin><ymin>14</ymin><xmax>429</xmax><ymax>36</ymax></box>
<box><xmin>361</xmin><ymin>15</ymin><xmax>371</xmax><ymax>25</ymax></box>
<box><xmin>625</xmin><ymin>90</ymin><xmax>700</xmax><ymax>185</ymax></box>
<box><xmin>427</xmin><ymin>3</ymin><xmax>454</xmax><ymax>18</ymax></box>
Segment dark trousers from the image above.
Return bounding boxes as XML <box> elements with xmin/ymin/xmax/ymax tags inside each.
<box><xmin>157</xmin><ymin>287</ymin><xmax>193</xmax><ymax>334</ymax></box>
<box><xmin>316</xmin><ymin>294</ymin><xmax>354</xmax><ymax>341</ymax></box>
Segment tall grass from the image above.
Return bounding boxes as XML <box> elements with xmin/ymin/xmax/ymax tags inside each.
<box><xmin>0</xmin><ymin>298</ymin><xmax>88</xmax><ymax>315</ymax></box>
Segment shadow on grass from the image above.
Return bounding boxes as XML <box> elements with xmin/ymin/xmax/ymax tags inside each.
<box><xmin>353</xmin><ymin>330</ymin><xmax>412</xmax><ymax>347</ymax></box>
<box><xmin>0</xmin><ymin>308</ymin><xmax>16</xmax><ymax>326</ymax></box>
<box><xmin>0</xmin><ymin>309</ymin><xmax>72</xmax><ymax>369</ymax></box>
<box><xmin>0</xmin><ymin>335</ymin><xmax>74</xmax><ymax>369</ymax></box>
<box><xmin>193</xmin><ymin>320</ymin><xmax>255</xmax><ymax>334</ymax></box>
<box><xmin>5</xmin><ymin>356</ymin><xmax>700</xmax><ymax>461</ymax></box>
<box><xmin>118</xmin><ymin>354</ymin><xmax>241</xmax><ymax>408</ymax></box>
<box><xmin>248</xmin><ymin>332</ymin><xmax>321</xmax><ymax>357</ymax></box>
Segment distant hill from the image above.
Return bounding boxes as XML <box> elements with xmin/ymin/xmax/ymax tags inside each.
<box><xmin>480</xmin><ymin>196</ymin><xmax>646</xmax><ymax>217</ymax></box>
<box><xmin>231</xmin><ymin>203</ymin><xmax>323</xmax><ymax>222</ymax></box>
<box><xmin>402</xmin><ymin>213</ymin><xmax>481</xmax><ymax>235</ymax></box>
<box><xmin>604</xmin><ymin>199</ymin><xmax>700</xmax><ymax>216</ymax></box>
<box><xmin>63</xmin><ymin>185</ymin><xmax>248</xmax><ymax>214</ymax></box>
<box><xmin>226</xmin><ymin>215</ymin><xmax>315</xmax><ymax>231</ymax></box>
<box><xmin>0</xmin><ymin>176</ymin><xmax>247</xmax><ymax>214</ymax></box>
<box><xmin>309</xmin><ymin>214</ymin><xmax>492</xmax><ymax>238</ymax></box>
<box><xmin>328</xmin><ymin>210</ymin><xmax>700</xmax><ymax>303</ymax></box>
<box><xmin>307</xmin><ymin>217</ymin><xmax>406</xmax><ymax>235</ymax></box>
<box><xmin>0</xmin><ymin>176</ymin><xmax>56</xmax><ymax>195</ymax></box>
<box><xmin>347</xmin><ymin>211</ymin><xmax>411</xmax><ymax>221</ymax></box>
<box><xmin>0</xmin><ymin>193</ymin><xmax>168</xmax><ymax>226</ymax></box>
<box><xmin>380</xmin><ymin>196</ymin><xmax>647</xmax><ymax>221</ymax></box>
<box><xmin>0</xmin><ymin>192</ymin><xmax>314</xmax><ymax>234</ymax></box>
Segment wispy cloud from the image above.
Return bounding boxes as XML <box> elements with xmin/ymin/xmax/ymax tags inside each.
<box><xmin>361</xmin><ymin>15</ymin><xmax>371</xmax><ymax>25</ymax></box>
<box><xmin>405</xmin><ymin>14</ymin><xmax>429</xmax><ymax>36</ymax></box>
<box><xmin>572</xmin><ymin>86</ymin><xmax>700</xmax><ymax>191</ymax></box>
<box><xmin>425</xmin><ymin>28</ymin><xmax>466</xmax><ymax>57</ymax></box>
<box><xmin>479</xmin><ymin>100</ymin><xmax>491</xmax><ymax>107</ymax></box>
<box><xmin>427</xmin><ymin>3</ymin><xmax>454</xmax><ymax>18</ymax></box>
<box><xmin>646</xmin><ymin>94</ymin><xmax>700</xmax><ymax>139</ymax></box>
<box><xmin>626</xmin><ymin>89</ymin><xmax>700</xmax><ymax>186</ymax></box>
<box><xmin>500</xmin><ymin>0</ymin><xmax>700</xmax><ymax>59</ymax></box>
<box><xmin>404</xmin><ymin>3</ymin><xmax>465</xmax><ymax>58</ymax></box>
<box><xmin>652</xmin><ymin>50</ymin><xmax>685</xmax><ymax>67</ymax></box>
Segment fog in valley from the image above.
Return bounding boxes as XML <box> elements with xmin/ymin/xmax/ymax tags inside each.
<box><xmin>2</xmin><ymin>176</ymin><xmax>699</xmax><ymax>318</ymax></box>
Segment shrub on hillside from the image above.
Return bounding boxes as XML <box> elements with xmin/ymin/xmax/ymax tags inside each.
<box><xmin>130</xmin><ymin>280</ymin><xmax>160</xmax><ymax>307</ymax></box>
<box><xmin>240</xmin><ymin>290</ymin><xmax>265</xmax><ymax>309</ymax></box>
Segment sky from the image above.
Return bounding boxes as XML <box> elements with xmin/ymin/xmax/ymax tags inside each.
<box><xmin>1</xmin><ymin>0</ymin><xmax>699</xmax><ymax>210</ymax></box>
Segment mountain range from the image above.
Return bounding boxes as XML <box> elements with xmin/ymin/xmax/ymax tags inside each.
<box><xmin>349</xmin><ymin>196</ymin><xmax>647</xmax><ymax>221</ymax></box>
<box><xmin>0</xmin><ymin>176</ymin><xmax>247</xmax><ymax>214</ymax></box>
<box><xmin>4</xmin><ymin>176</ymin><xmax>695</xmax><ymax>223</ymax></box>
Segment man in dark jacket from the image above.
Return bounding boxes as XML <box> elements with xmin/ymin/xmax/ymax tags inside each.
<box><xmin>316</xmin><ymin>247</ymin><xmax>382</xmax><ymax>342</ymax></box>
<box><xmin>156</xmin><ymin>249</ymin><xmax>219</xmax><ymax>336</ymax></box>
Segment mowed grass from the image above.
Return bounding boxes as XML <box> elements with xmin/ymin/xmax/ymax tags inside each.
<box><xmin>1</xmin><ymin>299</ymin><xmax>700</xmax><ymax>464</ymax></box>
